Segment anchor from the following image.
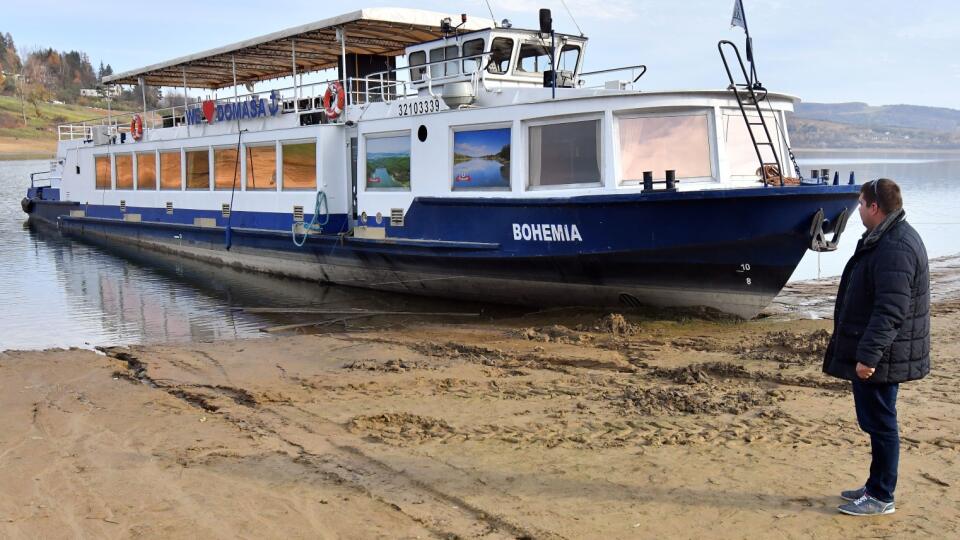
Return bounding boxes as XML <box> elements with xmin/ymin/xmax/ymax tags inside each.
<box><xmin>809</xmin><ymin>207</ymin><xmax>850</xmax><ymax>252</ymax></box>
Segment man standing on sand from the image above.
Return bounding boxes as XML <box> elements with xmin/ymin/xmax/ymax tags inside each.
<box><xmin>823</xmin><ymin>178</ymin><xmax>930</xmax><ymax>516</ymax></box>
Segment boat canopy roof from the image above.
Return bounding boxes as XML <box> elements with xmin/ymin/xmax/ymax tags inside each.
<box><xmin>104</xmin><ymin>8</ymin><xmax>494</xmax><ymax>89</ymax></box>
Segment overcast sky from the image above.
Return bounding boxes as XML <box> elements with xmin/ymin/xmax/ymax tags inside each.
<box><xmin>5</xmin><ymin>0</ymin><xmax>959</xmax><ymax>109</ymax></box>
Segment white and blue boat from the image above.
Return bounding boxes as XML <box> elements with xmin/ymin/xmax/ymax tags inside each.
<box><xmin>21</xmin><ymin>7</ymin><xmax>858</xmax><ymax>318</ymax></box>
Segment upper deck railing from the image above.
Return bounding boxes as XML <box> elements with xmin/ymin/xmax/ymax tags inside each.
<box><xmin>54</xmin><ymin>54</ymin><xmax>487</xmax><ymax>142</ymax></box>
<box><xmin>55</xmin><ymin>50</ymin><xmax>648</xmax><ymax>141</ymax></box>
<box><xmin>56</xmin><ymin>78</ymin><xmax>340</xmax><ymax>142</ymax></box>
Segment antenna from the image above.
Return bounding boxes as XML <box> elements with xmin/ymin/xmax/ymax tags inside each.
<box><xmin>559</xmin><ymin>0</ymin><xmax>584</xmax><ymax>36</ymax></box>
<box><xmin>482</xmin><ymin>0</ymin><xmax>497</xmax><ymax>26</ymax></box>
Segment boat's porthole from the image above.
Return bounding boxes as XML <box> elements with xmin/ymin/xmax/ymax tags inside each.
<box><xmin>417</xmin><ymin>125</ymin><xmax>428</xmax><ymax>142</ymax></box>
<box><xmin>360</xmin><ymin>211</ymin><xmax>367</xmax><ymax>223</ymax></box>
<box><xmin>375</xmin><ymin>212</ymin><xmax>383</xmax><ymax>224</ymax></box>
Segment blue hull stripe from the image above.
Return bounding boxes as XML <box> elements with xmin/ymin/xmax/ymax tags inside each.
<box><xmin>25</xmin><ymin>184</ymin><xmax>860</xmax><ymax>315</ymax></box>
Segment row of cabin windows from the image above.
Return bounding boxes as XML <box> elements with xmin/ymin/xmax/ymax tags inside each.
<box><xmin>93</xmin><ymin>113</ymin><xmax>747</xmax><ymax>193</ymax></box>
<box><xmin>94</xmin><ymin>141</ymin><xmax>317</xmax><ymax>191</ymax></box>
<box><xmin>408</xmin><ymin>38</ymin><xmax>582</xmax><ymax>80</ymax></box>
<box><xmin>361</xmin><ymin>114</ymin><xmax>715</xmax><ymax>192</ymax></box>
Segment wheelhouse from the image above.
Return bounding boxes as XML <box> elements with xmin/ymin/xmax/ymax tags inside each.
<box><xmin>406</xmin><ymin>28</ymin><xmax>586</xmax><ymax>90</ymax></box>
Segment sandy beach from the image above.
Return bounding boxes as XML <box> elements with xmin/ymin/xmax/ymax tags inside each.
<box><xmin>1</xmin><ymin>258</ymin><xmax>959</xmax><ymax>539</ymax></box>
<box><xmin>0</xmin><ymin>138</ymin><xmax>56</xmax><ymax>161</ymax></box>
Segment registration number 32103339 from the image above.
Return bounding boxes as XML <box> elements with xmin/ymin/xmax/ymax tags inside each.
<box><xmin>396</xmin><ymin>98</ymin><xmax>443</xmax><ymax>117</ymax></box>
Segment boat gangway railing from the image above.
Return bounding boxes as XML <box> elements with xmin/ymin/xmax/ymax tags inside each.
<box><xmin>29</xmin><ymin>164</ymin><xmax>60</xmax><ymax>188</ymax></box>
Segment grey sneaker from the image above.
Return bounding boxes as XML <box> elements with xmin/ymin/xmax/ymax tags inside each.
<box><xmin>838</xmin><ymin>494</ymin><xmax>895</xmax><ymax>516</ymax></box>
<box><xmin>840</xmin><ymin>486</ymin><xmax>867</xmax><ymax>501</ymax></box>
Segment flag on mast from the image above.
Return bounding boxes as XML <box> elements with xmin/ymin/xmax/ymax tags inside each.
<box><xmin>731</xmin><ymin>0</ymin><xmax>747</xmax><ymax>31</ymax></box>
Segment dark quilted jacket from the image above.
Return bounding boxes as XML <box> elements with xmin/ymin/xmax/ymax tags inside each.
<box><xmin>822</xmin><ymin>214</ymin><xmax>930</xmax><ymax>383</ymax></box>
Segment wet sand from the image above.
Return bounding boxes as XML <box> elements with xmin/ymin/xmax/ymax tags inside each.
<box><xmin>2</xmin><ymin>258</ymin><xmax>959</xmax><ymax>538</ymax></box>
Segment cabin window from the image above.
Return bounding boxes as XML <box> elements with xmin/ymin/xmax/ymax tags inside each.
<box><xmin>618</xmin><ymin>114</ymin><xmax>712</xmax><ymax>183</ymax></box>
<box><xmin>462</xmin><ymin>39</ymin><xmax>485</xmax><ymax>73</ymax></box>
<box><xmin>186</xmin><ymin>148</ymin><xmax>210</xmax><ymax>190</ymax></box>
<box><xmin>453</xmin><ymin>127</ymin><xmax>511</xmax><ymax>190</ymax></box>
<box><xmin>136</xmin><ymin>152</ymin><xmax>157</xmax><ymax>190</ymax></box>
<box><xmin>430</xmin><ymin>45</ymin><xmax>459</xmax><ymax>78</ymax></box>
<box><xmin>558</xmin><ymin>44</ymin><xmax>580</xmax><ymax>72</ymax></box>
<box><xmin>409</xmin><ymin>51</ymin><xmax>427</xmax><ymax>81</ymax></box>
<box><xmin>517</xmin><ymin>42</ymin><xmax>551</xmax><ymax>75</ymax></box>
<box><xmin>213</xmin><ymin>147</ymin><xmax>240</xmax><ymax>190</ymax></box>
<box><xmin>95</xmin><ymin>155</ymin><xmax>111</xmax><ymax>189</ymax></box>
<box><xmin>487</xmin><ymin>38</ymin><xmax>514</xmax><ymax>74</ymax></box>
<box><xmin>723</xmin><ymin>111</ymin><xmax>785</xmax><ymax>177</ymax></box>
<box><xmin>246</xmin><ymin>144</ymin><xmax>277</xmax><ymax>190</ymax></box>
<box><xmin>159</xmin><ymin>151</ymin><xmax>181</xmax><ymax>190</ymax></box>
<box><xmin>365</xmin><ymin>133</ymin><xmax>411</xmax><ymax>190</ymax></box>
<box><xmin>528</xmin><ymin>119</ymin><xmax>601</xmax><ymax>187</ymax></box>
<box><xmin>281</xmin><ymin>141</ymin><xmax>316</xmax><ymax>190</ymax></box>
<box><xmin>115</xmin><ymin>154</ymin><xmax>134</xmax><ymax>189</ymax></box>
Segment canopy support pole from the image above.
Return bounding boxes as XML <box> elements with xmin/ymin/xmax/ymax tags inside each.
<box><xmin>106</xmin><ymin>94</ymin><xmax>112</xmax><ymax>135</ymax></box>
<box><xmin>138</xmin><ymin>76</ymin><xmax>147</xmax><ymax>116</ymax></box>
<box><xmin>182</xmin><ymin>67</ymin><xmax>190</xmax><ymax>136</ymax></box>
<box><xmin>338</xmin><ymin>27</ymin><xmax>350</xmax><ymax>106</ymax></box>
<box><xmin>232</xmin><ymin>55</ymin><xmax>241</xmax><ymax>131</ymax></box>
<box><xmin>292</xmin><ymin>39</ymin><xmax>298</xmax><ymax>113</ymax></box>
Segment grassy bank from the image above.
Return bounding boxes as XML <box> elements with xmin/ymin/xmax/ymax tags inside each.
<box><xmin>0</xmin><ymin>95</ymin><xmax>113</xmax><ymax>160</ymax></box>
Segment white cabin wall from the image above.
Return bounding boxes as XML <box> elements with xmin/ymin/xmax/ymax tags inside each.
<box><xmin>318</xmin><ymin>127</ymin><xmax>348</xmax><ymax>214</ymax></box>
<box><xmin>56</xmin><ymin>141</ymin><xmax>83</xmax><ymax>201</ymax></box>
<box><xmin>55</xmin><ymin>90</ymin><xmax>796</xmax><ymax>223</ymax></box>
<box><xmin>713</xmin><ymin>105</ymin><xmax>731</xmax><ymax>185</ymax></box>
<box><xmin>64</xmin><ymin>123</ymin><xmax>346</xmax><ymax>218</ymax></box>
<box><xmin>603</xmin><ymin>109</ymin><xmax>617</xmax><ymax>190</ymax></box>
<box><xmin>511</xmin><ymin>118</ymin><xmax>524</xmax><ymax>196</ymax></box>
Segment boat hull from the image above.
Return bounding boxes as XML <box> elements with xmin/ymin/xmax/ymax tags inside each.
<box><xmin>26</xmin><ymin>185</ymin><xmax>860</xmax><ymax>318</ymax></box>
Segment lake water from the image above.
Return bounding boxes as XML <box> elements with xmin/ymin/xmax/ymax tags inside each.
<box><xmin>453</xmin><ymin>158</ymin><xmax>510</xmax><ymax>188</ymax></box>
<box><xmin>0</xmin><ymin>160</ymin><xmax>475</xmax><ymax>351</ymax></box>
<box><xmin>791</xmin><ymin>150</ymin><xmax>960</xmax><ymax>281</ymax></box>
<box><xmin>1</xmin><ymin>152</ymin><xmax>957</xmax><ymax>350</ymax></box>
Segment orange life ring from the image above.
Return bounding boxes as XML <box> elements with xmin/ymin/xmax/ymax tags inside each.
<box><xmin>322</xmin><ymin>81</ymin><xmax>346</xmax><ymax>119</ymax></box>
<box><xmin>130</xmin><ymin>114</ymin><xmax>144</xmax><ymax>141</ymax></box>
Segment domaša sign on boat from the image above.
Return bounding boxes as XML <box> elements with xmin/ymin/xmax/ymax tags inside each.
<box><xmin>186</xmin><ymin>91</ymin><xmax>281</xmax><ymax>125</ymax></box>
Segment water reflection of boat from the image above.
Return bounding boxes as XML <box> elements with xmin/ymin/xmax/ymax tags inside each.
<box><xmin>22</xmin><ymin>7</ymin><xmax>858</xmax><ymax>318</ymax></box>
<box><xmin>26</xmin><ymin>222</ymin><xmax>255</xmax><ymax>345</ymax></box>
<box><xmin>27</xmin><ymin>222</ymin><xmax>489</xmax><ymax>345</ymax></box>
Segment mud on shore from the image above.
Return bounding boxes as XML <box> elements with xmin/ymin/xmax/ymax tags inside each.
<box><xmin>2</xmin><ymin>264</ymin><xmax>959</xmax><ymax>538</ymax></box>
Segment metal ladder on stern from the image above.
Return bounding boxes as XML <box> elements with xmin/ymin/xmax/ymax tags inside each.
<box><xmin>718</xmin><ymin>40</ymin><xmax>784</xmax><ymax>187</ymax></box>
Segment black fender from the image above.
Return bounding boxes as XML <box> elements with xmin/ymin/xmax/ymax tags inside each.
<box><xmin>21</xmin><ymin>197</ymin><xmax>34</xmax><ymax>214</ymax></box>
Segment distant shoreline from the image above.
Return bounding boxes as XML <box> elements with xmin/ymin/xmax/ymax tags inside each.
<box><xmin>0</xmin><ymin>154</ymin><xmax>54</xmax><ymax>161</ymax></box>
<box><xmin>0</xmin><ymin>137</ymin><xmax>56</xmax><ymax>161</ymax></box>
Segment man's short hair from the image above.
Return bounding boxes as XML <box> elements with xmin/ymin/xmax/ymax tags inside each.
<box><xmin>860</xmin><ymin>178</ymin><xmax>903</xmax><ymax>214</ymax></box>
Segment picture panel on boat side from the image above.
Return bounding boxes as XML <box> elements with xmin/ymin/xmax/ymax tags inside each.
<box><xmin>366</xmin><ymin>134</ymin><xmax>411</xmax><ymax>190</ymax></box>
<box><xmin>453</xmin><ymin>127</ymin><xmax>511</xmax><ymax>190</ymax></box>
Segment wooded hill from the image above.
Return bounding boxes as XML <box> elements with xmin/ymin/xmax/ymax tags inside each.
<box><xmin>0</xmin><ymin>30</ymin><xmax>160</xmax><ymax>118</ymax></box>
<box><xmin>788</xmin><ymin>102</ymin><xmax>960</xmax><ymax>150</ymax></box>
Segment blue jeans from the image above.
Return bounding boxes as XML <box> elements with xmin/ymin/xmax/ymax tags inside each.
<box><xmin>852</xmin><ymin>379</ymin><xmax>900</xmax><ymax>503</ymax></box>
